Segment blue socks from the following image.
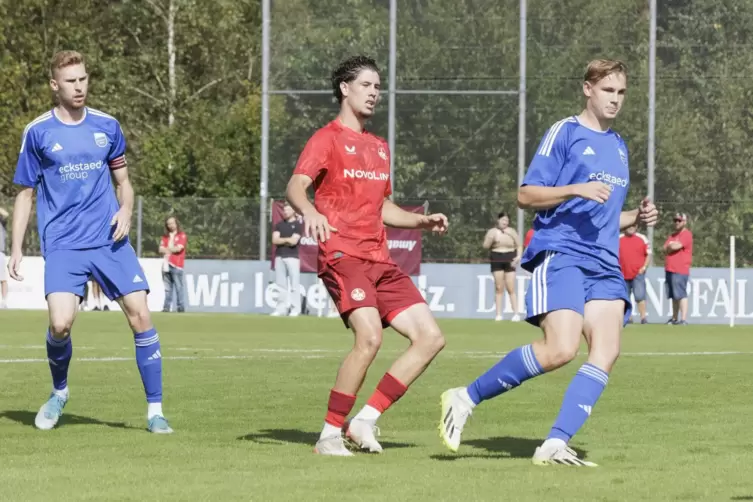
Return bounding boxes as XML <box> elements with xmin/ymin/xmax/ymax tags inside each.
<box><xmin>467</xmin><ymin>344</ymin><xmax>544</xmax><ymax>405</ymax></box>
<box><xmin>548</xmin><ymin>363</ymin><xmax>609</xmax><ymax>442</ymax></box>
<box><xmin>46</xmin><ymin>330</ymin><xmax>72</xmax><ymax>391</ymax></box>
<box><xmin>134</xmin><ymin>328</ymin><xmax>163</xmax><ymax>403</ymax></box>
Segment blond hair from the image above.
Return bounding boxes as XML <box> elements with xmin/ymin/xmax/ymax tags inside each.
<box><xmin>49</xmin><ymin>50</ymin><xmax>86</xmax><ymax>79</ymax></box>
<box><xmin>584</xmin><ymin>59</ymin><xmax>627</xmax><ymax>84</ymax></box>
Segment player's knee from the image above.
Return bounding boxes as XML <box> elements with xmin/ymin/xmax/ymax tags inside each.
<box><xmin>49</xmin><ymin>318</ymin><xmax>73</xmax><ymax>338</ymax></box>
<box><xmin>495</xmin><ymin>282</ymin><xmax>505</xmax><ymax>294</ymax></box>
<box><xmin>545</xmin><ymin>341</ymin><xmax>579</xmax><ymax>369</ymax></box>
<box><xmin>354</xmin><ymin>328</ymin><xmax>382</xmax><ymax>355</ymax></box>
<box><xmin>125</xmin><ymin>307</ymin><xmax>152</xmax><ymax>333</ymax></box>
<box><xmin>417</xmin><ymin>325</ymin><xmax>445</xmax><ymax>355</ymax></box>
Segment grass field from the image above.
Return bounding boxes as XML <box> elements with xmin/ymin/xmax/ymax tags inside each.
<box><xmin>1</xmin><ymin>311</ymin><xmax>753</xmax><ymax>501</ymax></box>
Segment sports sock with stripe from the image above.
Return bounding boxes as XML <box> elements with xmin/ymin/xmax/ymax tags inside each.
<box><xmin>466</xmin><ymin>344</ymin><xmax>545</xmax><ymax>405</ymax></box>
<box><xmin>547</xmin><ymin>363</ymin><xmax>608</xmax><ymax>442</ymax></box>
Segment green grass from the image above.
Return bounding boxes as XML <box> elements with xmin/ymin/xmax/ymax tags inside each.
<box><xmin>1</xmin><ymin>311</ymin><xmax>753</xmax><ymax>501</ymax></box>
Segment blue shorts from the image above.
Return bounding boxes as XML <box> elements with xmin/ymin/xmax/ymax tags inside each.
<box><xmin>45</xmin><ymin>240</ymin><xmax>150</xmax><ymax>301</ymax></box>
<box><xmin>626</xmin><ymin>273</ymin><xmax>647</xmax><ymax>302</ymax></box>
<box><xmin>524</xmin><ymin>251</ymin><xmax>631</xmax><ymax>327</ymax></box>
<box><xmin>665</xmin><ymin>271</ymin><xmax>689</xmax><ymax>300</ymax></box>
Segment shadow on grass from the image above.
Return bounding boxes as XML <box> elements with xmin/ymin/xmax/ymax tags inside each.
<box><xmin>0</xmin><ymin>410</ymin><xmax>140</xmax><ymax>430</ymax></box>
<box><xmin>431</xmin><ymin>436</ymin><xmax>588</xmax><ymax>461</ymax></box>
<box><xmin>237</xmin><ymin>428</ymin><xmax>416</xmax><ymax>449</ymax></box>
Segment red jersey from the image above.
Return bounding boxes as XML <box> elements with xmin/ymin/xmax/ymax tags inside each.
<box><xmin>293</xmin><ymin>120</ymin><xmax>392</xmax><ymax>272</ymax></box>
<box><xmin>619</xmin><ymin>232</ymin><xmax>650</xmax><ymax>280</ymax></box>
<box><xmin>160</xmin><ymin>231</ymin><xmax>187</xmax><ymax>269</ymax></box>
<box><xmin>664</xmin><ymin>229</ymin><xmax>693</xmax><ymax>275</ymax></box>
<box><xmin>524</xmin><ymin>229</ymin><xmax>534</xmax><ymax>248</ymax></box>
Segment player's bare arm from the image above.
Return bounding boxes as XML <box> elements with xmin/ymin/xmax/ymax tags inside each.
<box><xmin>518</xmin><ymin>182</ymin><xmax>612</xmax><ymax>210</ymax></box>
<box><xmin>286</xmin><ymin>173</ymin><xmax>337</xmax><ymax>242</ymax></box>
<box><xmin>8</xmin><ymin>187</ymin><xmax>34</xmax><ymax>281</ymax></box>
<box><xmin>111</xmin><ymin>166</ymin><xmax>134</xmax><ymax>242</ymax></box>
<box><xmin>620</xmin><ymin>197</ymin><xmax>658</xmax><ymax>230</ymax></box>
<box><xmin>382</xmin><ymin>199</ymin><xmax>448</xmax><ymax>233</ymax></box>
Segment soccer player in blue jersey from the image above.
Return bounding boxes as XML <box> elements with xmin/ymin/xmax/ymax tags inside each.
<box><xmin>439</xmin><ymin>59</ymin><xmax>657</xmax><ymax>466</ymax></box>
<box><xmin>7</xmin><ymin>50</ymin><xmax>173</xmax><ymax>434</ymax></box>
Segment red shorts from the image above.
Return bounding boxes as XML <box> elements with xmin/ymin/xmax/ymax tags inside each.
<box><xmin>319</xmin><ymin>255</ymin><xmax>426</xmax><ymax>328</ymax></box>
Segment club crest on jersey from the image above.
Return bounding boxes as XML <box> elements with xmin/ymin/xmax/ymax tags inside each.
<box><xmin>378</xmin><ymin>146</ymin><xmax>387</xmax><ymax>161</ymax></box>
<box><xmin>351</xmin><ymin>288</ymin><xmax>366</xmax><ymax>301</ymax></box>
<box><xmin>94</xmin><ymin>132</ymin><xmax>108</xmax><ymax>148</ymax></box>
<box><xmin>618</xmin><ymin>148</ymin><xmax>627</xmax><ymax>167</ymax></box>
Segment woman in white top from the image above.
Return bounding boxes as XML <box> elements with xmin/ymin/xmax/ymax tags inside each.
<box><xmin>482</xmin><ymin>212</ymin><xmax>522</xmax><ymax>321</ymax></box>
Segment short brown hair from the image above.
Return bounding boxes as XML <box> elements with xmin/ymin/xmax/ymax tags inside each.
<box><xmin>50</xmin><ymin>50</ymin><xmax>86</xmax><ymax>79</ymax></box>
<box><xmin>584</xmin><ymin>59</ymin><xmax>627</xmax><ymax>84</ymax></box>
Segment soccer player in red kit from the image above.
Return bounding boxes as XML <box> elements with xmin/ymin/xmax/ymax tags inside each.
<box><xmin>286</xmin><ymin>55</ymin><xmax>449</xmax><ymax>456</ymax></box>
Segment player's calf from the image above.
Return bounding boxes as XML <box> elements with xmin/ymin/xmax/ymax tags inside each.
<box><xmin>118</xmin><ymin>291</ymin><xmax>172</xmax><ymax>433</ymax></box>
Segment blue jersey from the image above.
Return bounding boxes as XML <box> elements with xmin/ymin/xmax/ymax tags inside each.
<box><xmin>14</xmin><ymin>108</ymin><xmax>127</xmax><ymax>257</ymax></box>
<box><xmin>521</xmin><ymin>116</ymin><xmax>630</xmax><ymax>273</ymax></box>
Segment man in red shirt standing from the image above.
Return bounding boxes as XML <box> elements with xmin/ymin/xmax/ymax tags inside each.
<box><xmin>159</xmin><ymin>216</ymin><xmax>188</xmax><ymax>313</ymax></box>
<box><xmin>286</xmin><ymin>55</ymin><xmax>448</xmax><ymax>457</ymax></box>
<box><xmin>663</xmin><ymin>213</ymin><xmax>693</xmax><ymax>325</ymax></box>
<box><xmin>619</xmin><ymin>224</ymin><xmax>651</xmax><ymax>324</ymax></box>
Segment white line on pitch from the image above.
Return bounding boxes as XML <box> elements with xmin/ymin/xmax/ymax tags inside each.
<box><xmin>0</xmin><ymin>350</ymin><xmax>752</xmax><ymax>365</ymax></box>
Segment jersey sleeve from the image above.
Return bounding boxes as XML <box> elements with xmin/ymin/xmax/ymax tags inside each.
<box><xmin>13</xmin><ymin>127</ymin><xmax>43</xmax><ymax>188</ymax></box>
<box><xmin>522</xmin><ymin>122</ymin><xmax>570</xmax><ymax>187</ymax></box>
<box><xmin>293</xmin><ymin>130</ymin><xmax>331</xmax><ymax>181</ymax></box>
<box><xmin>108</xmin><ymin>122</ymin><xmax>127</xmax><ymax>170</ymax></box>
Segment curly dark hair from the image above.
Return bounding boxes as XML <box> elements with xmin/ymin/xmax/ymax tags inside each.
<box><xmin>331</xmin><ymin>55</ymin><xmax>380</xmax><ymax>103</ymax></box>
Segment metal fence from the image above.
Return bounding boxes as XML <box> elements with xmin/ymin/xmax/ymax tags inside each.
<box><xmin>2</xmin><ymin>1</ymin><xmax>752</xmax><ymax>271</ymax></box>
<box><xmin>0</xmin><ymin>195</ymin><xmax>742</xmax><ymax>268</ymax></box>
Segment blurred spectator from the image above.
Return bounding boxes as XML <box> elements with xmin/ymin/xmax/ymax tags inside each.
<box><xmin>619</xmin><ymin>224</ymin><xmax>651</xmax><ymax>324</ymax></box>
<box><xmin>85</xmin><ymin>281</ymin><xmax>109</xmax><ymax>311</ymax></box>
<box><xmin>524</xmin><ymin>228</ymin><xmax>534</xmax><ymax>249</ymax></box>
<box><xmin>272</xmin><ymin>202</ymin><xmax>302</xmax><ymax>317</ymax></box>
<box><xmin>159</xmin><ymin>216</ymin><xmax>188</xmax><ymax>313</ymax></box>
<box><xmin>663</xmin><ymin>213</ymin><xmax>693</xmax><ymax>325</ymax></box>
<box><xmin>0</xmin><ymin>206</ymin><xmax>8</xmax><ymax>308</ymax></box>
<box><xmin>483</xmin><ymin>211</ymin><xmax>521</xmax><ymax>322</ymax></box>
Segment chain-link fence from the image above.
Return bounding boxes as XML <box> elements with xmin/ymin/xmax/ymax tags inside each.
<box><xmin>0</xmin><ymin>194</ymin><xmax>744</xmax><ymax>268</ymax></box>
<box><xmin>1</xmin><ymin>1</ymin><xmax>751</xmax><ymax>269</ymax></box>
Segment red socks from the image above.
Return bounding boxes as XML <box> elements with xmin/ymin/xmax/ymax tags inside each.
<box><xmin>324</xmin><ymin>389</ymin><xmax>356</xmax><ymax>428</ymax></box>
<box><xmin>366</xmin><ymin>373</ymin><xmax>408</xmax><ymax>413</ymax></box>
<box><xmin>324</xmin><ymin>373</ymin><xmax>408</xmax><ymax>428</ymax></box>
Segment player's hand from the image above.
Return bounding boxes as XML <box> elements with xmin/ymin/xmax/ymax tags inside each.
<box><xmin>638</xmin><ymin>197</ymin><xmax>658</xmax><ymax>227</ymax></box>
<box><xmin>110</xmin><ymin>208</ymin><xmax>132</xmax><ymax>242</ymax></box>
<box><xmin>419</xmin><ymin>213</ymin><xmax>449</xmax><ymax>234</ymax></box>
<box><xmin>8</xmin><ymin>251</ymin><xmax>23</xmax><ymax>281</ymax></box>
<box><xmin>303</xmin><ymin>210</ymin><xmax>337</xmax><ymax>242</ymax></box>
<box><xmin>575</xmin><ymin>182</ymin><xmax>612</xmax><ymax>203</ymax></box>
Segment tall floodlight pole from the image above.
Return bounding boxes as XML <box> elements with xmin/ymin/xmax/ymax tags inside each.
<box><xmin>516</xmin><ymin>0</ymin><xmax>527</xmax><ymax>239</ymax></box>
<box><xmin>259</xmin><ymin>0</ymin><xmax>270</xmax><ymax>260</ymax></box>
<box><xmin>647</xmin><ymin>0</ymin><xmax>657</xmax><ymax>251</ymax></box>
<box><xmin>388</xmin><ymin>0</ymin><xmax>397</xmax><ymax>197</ymax></box>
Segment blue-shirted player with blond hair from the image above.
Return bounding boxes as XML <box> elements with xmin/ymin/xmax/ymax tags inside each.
<box><xmin>8</xmin><ymin>50</ymin><xmax>173</xmax><ymax>434</ymax></box>
<box><xmin>439</xmin><ymin>59</ymin><xmax>658</xmax><ymax>466</ymax></box>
